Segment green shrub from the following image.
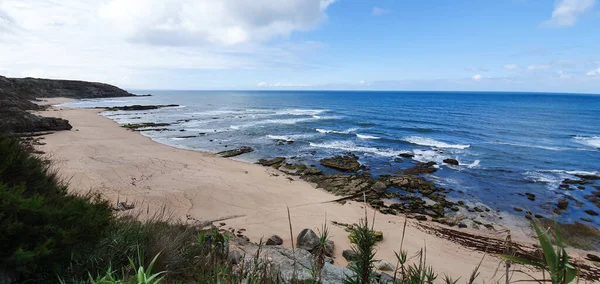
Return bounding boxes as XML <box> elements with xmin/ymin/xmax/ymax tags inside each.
<box><xmin>0</xmin><ymin>135</ymin><xmax>113</xmax><ymax>281</ymax></box>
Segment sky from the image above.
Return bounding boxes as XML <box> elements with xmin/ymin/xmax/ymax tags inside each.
<box><xmin>0</xmin><ymin>0</ymin><xmax>599</xmax><ymax>93</ymax></box>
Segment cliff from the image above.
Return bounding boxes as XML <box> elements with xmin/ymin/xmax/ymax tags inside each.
<box><xmin>0</xmin><ymin>75</ymin><xmax>135</xmax><ymax>132</ymax></box>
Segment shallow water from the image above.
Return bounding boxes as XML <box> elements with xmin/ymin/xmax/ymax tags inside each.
<box><xmin>62</xmin><ymin>91</ymin><xmax>600</xmax><ymax>228</ymax></box>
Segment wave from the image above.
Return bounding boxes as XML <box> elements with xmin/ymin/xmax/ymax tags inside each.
<box><xmin>309</xmin><ymin>141</ymin><xmax>405</xmax><ymax>157</ymax></box>
<box><xmin>231</xmin><ymin>116</ymin><xmax>338</xmax><ymax>130</ymax></box>
<box><xmin>316</xmin><ymin>128</ymin><xmax>357</xmax><ymax>134</ymax></box>
<box><xmin>463</xmin><ymin>160</ymin><xmax>481</xmax><ymax>168</ymax></box>
<box><xmin>276</xmin><ymin>109</ymin><xmax>328</xmax><ymax>116</ymax></box>
<box><xmin>490</xmin><ymin>141</ymin><xmax>566</xmax><ymax>151</ymax></box>
<box><xmin>538</xmin><ymin>169</ymin><xmax>599</xmax><ymax>176</ymax></box>
<box><xmin>573</xmin><ymin>136</ymin><xmax>600</xmax><ymax>149</ymax></box>
<box><xmin>356</xmin><ymin>134</ymin><xmax>380</xmax><ymax>140</ymax></box>
<box><xmin>403</xmin><ymin>136</ymin><xmax>470</xmax><ymax>149</ymax></box>
<box><xmin>266</xmin><ymin>134</ymin><xmax>314</xmax><ymax>141</ymax></box>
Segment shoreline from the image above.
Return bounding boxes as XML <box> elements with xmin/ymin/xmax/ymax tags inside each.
<box><xmin>35</xmin><ymin>98</ymin><xmax>599</xmax><ymax>282</ymax></box>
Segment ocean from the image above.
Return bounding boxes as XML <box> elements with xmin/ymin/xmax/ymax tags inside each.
<box><xmin>62</xmin><ymin>90</ymin><xmax>600</xmax><ymax>229</ymax></box>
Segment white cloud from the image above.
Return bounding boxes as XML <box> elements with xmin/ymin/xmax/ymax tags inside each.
<box><xmin>503</xmin><ymin>64</ymin><xmax>518</xmax><ymax>70</ymax></box>
<box><xmin>558</xmin><ymin>71</ymin><xmax>571</xmax><ymax>79</ymax></box>
<box><xmin>0</xmin><ymin>0</ymin><xmax>336</xmax><ymax>88</ymax></box>
<box><xmin>587</xmin><ymin>67</ymin><xmax>600</xmax><ymax>76</ymax></box>
<box><xmin>528</xmin><ymin>65</ymin><xmax>551</xmax><ymax>70</ymax></box>
<box><xmin>472</xmin><ymin>74</ymin><xmax>482</xmax><ymax>81</ymax></box>
<box><xmin>371</xmin><ymin>7</ymin><xmax>391</xmax><ymax>16</ymax></box>
<box><xmin>542</xmin><ymin>0</ymin><xmax>596</xmax><ymax>27</ymax></box>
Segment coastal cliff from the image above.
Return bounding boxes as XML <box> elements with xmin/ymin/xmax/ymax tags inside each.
<box><xmin>0</xmin><ymin>75</ymin><xmax>134</xmax><ymax>132</ymax></box>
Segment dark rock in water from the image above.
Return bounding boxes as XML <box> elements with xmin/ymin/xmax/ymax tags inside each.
<box><xmin>175</xmin><ymin>135</ymin><xmax>196</xmax><ymax>139</ymax></box>
<box><xmin>217</xmin><ymin>146</ymin><xmax>253</xmax><ymax>158</ymax></box>
<box><xmin>342</xmin><ymin>249</ymin><xmax>358</xmax><ymax>262</ymax></box>
<box><xmin>320</xmin><ymin>153</ymin><xmax>361</xmax><ymax>172</ymax></box>
<box><xmin>104</xmin><ymin>104</ymin><xmax>179</xmax><ymax>111</ymax></box>
<box><xmin>121</xmin><ymin>122</ymin><xmax>171</xmax><ymax>130</ymax></box>
<box><xmin>399</xmin><ymin>153</ymin><xmax>414</xmax><ymax>158</ymax></box>
<box><xmin>266</xmin><ymin>235</ymin><xmax>283</xmax><ymax>246</ymax></box>
<box><xmin>584</xmin><ymin>209</ymin><xmax>598</xmax><ymax>216</ymax></box>
<box><xmin>393</xmin><ymin>158</ymin><xmax>403</xmax><ymax>163</ymax></box>
<box><xmin>414</xmin><ymin>215</ymin><xmax>428</xmax><ymax>221</ymax></box>
<box><xmin>587</xmin><ymin>254</ymin><xmax>600</xmax><ymax>262</ymax></box>
<box><xmin>443</xmin><ymin>158</ymin><xmax>459</xmax><ymax>166</ymax></box>
<box><xmin>297</xmin><ymin>229</ymin><xmax>319</xmax><ymax>251</ymax></box>
<box><xmin>557</xmin><ymin>199</ymin><xmax>569</xmax><ymax>210</ymax></box>
<box><xmin>562</xmin><ymin>178</ymin><xmax>588</xmax><ymax>185</ymax></box>
<box><xmin>575</xmin><ymin>174</ymin><xmax>600</xmax><ymax>180</ymax></box>
<box><xmin>581</xmin><ymin>217</ymin><xmax>592</xmax><ymax>222</ymax></box>
<box><xmin>458</xmin><ymin>222</ymin><xmax>467</xmax><ymax>228</ymax></box>
<box><xmin>559</xmin><ymin>184</ymin><xmax>571</xmax><ymax>190</ymax></box>
<box><xmin>525</xmin><ymin>192</ymin><xmax>536</xmax><ymax>201</ymax></box>
<box><xmin>403</xmin><ymin>162</ymin><xmax>437</xmax><ymax>175</ymax></box>
<box><xmin>256</xmin><ymin>157</ymin><xmax>286</xmax><ymax>167</ymax></box>
<box><xmin>275</xmin><ymin>139</ymin><xmax>294</xmax><ymax>145</ymax></box>
<box><xmin>513</xmin><ymin>207</ymin><xmax>523</xmax><ymax>212</ymax></box>
<box><xmin>534</xmin><ymin>214</ymin><xmax>545</xmax><ymax>219</ymax></box>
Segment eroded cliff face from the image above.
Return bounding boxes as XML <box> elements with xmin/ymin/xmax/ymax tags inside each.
<box><xmin>0</xmin><ymin>76</ymin><xmax>134</xmax><ymax>132</ymax></box>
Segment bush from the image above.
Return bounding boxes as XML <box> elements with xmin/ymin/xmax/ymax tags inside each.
<box><xmin>0</xmin><ymin>135</ymin><xmax>113</xmax><ymax>281</ymax></box>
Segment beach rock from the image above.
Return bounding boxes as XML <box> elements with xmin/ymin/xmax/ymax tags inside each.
<box><xmin>0</xmin><ymin>107</ymin><xmax>73</xmax><ymax>133</ymax></box>
<box><xmin>256</xmin><ymin>157</ymin><xmax>286</xmax><ymax>168</ymax></box>
<box><xmin>217</xmin><ymin>146</ymin><xmax>253</xmax><ymax>158</ymax></box>
<box><xmin>415</xmin><ymin>215</ymin><xmax>428</xmax><ymax>221</ymax></box>
<box><xmin>324</xmin><ymin>240</ymin><xmax>335</xmax><ymax>257</ymax></box>
<box><xmin>374</xmin><ymin>260</ymin><xmax>394</xmax><ymax>272</ymax></box>
<box><xmin>581</xmin><ymin>217</ymin><xmax>592</xmax><ymax>222</ymax></box>
<box><xmin>443</xmin><ymin>158</ymin><xmax>459</xmax><ymax>166</ymax></box>
<box><xmin>319</xmin><ymin>153</ymin><xmax>361</xmax><ymax>172</ymax></box>
<box><xmin>399</xmin><ymin>153</ymin><xmax>414</xmax><ymax>158</ymax></box>
<box><xmin>458</xmin><ymin>222</ymin><xmax>467</xmax><ymax>228</ymax></box>
<box><xmin>302</xmin><ymin>167</ymin><xmax>323</xmax><ymax>175</ymax></box>
<box><xmin>557</xmin><ymin>199</ymin><xmax>569</xmax><ymax>210</ymax></box>
<box><xmin>342</xmin><ymin>249</ymin><xmax>358</xmax><ymax>262</ymax></box>
<box><xmin>540</xmin><ymin>221</ymin><xmax>600</xmax><ymax>251</ymax></box>
<box><xmin>403</xmin><ymin>162</ymin><xmax>437</xmax><ymax>175</ymax></box>
<box><xmin>584</xmin><ymin>209</ymin><xmax>598</xmax><ymax>216</ymax></box>
<box><xmin>525</xmin><ymin>192</ymin><xmax>536</xmax><ymax>201</ymax></box>
<box><xmin>227</xmin><ymin>250</ymin><xmax>243</xmax><ymax>265</ymax></box>
<box><xmin>575</xmin><ymin>174</ymin><xmax>600</xmax><ymax>180</ymax></box>
<box><xmin>104</xmin><ymin>104</ymin><xmax>179</xmax><ymax>111</ymax></box>
<box><xmin>266</xmin><ymin>235</ymin><xmax>283</xmax><ymax>246</ymax></box>
<box><xmin>513</xmin><ymin>207</ymin><xmax>523</xmax><ymax>212</ymax></box>
<box><xmin>297</xmin><ymin>229</ymin><xmax>320</xmax><ymax>251</ymax></box>
<box><xmin>562</xmin><ymin>178</ymin><xmax>588</xmax><ymax>185</ymax></box>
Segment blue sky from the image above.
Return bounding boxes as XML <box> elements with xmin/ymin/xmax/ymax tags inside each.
<box><xmin>1</xmin><ymin>0</ymin><xmax>599</xmax><ymax>92</ymax></box>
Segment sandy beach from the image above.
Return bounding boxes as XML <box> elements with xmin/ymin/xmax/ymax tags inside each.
<box><xmin>35</xmin><ymin>98</ymin><xmax>597</xmax><ymax>282</ymax></box>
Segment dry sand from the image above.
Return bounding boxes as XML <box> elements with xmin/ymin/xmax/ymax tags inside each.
<box><xmin>35</xmin><ymin>98</ymin><xmax>597</xmax><ymax>283</ymax></box>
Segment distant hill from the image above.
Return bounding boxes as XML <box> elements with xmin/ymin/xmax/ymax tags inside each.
<box><xmin>0</xmin><ymin>75</ymin><xmax>135</xmax><ymax>132</ymax></box>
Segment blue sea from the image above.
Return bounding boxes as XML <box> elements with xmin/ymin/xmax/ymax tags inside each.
<box><xmin>62</xmin><ymin>91</ymin><xmax>600</xmax><ymax>228</ymax></box>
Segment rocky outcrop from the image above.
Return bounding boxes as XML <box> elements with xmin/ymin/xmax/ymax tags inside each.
<box><xmin>403</xmin><ymin>162</ymin><xmax>437</xmax><ymax>175</ymax></box>
<box><xmin>217</xmin><ymin>147</ymin><xmax>254</xmax><ymax>158</ymax></box>
<box><xmin>320</xmin><ymin>153</ymin><xmax>362</xmax><ymax>172</ymax></box>
<box><xmin>256</xmin><ymin>157</ymin><xmax>286</xmax><ymax>168</ymax></box>
<box><xmin>0</xmin><ymin>107</ymin><xmax>72</xmax><ymax>133</ymax></box>
<box><xmin>104</xmin><ymin>104</ymin><xmax>179</xmax><ymax>111</ymax></box>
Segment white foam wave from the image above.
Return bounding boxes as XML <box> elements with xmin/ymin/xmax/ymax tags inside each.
<box><xmin>491</xmin><ymin>141</ymin><xmax>565</xmax><ymax>151</ymax></box>
<box><xmin>266</xmin><ymin>134</ymin><xmax>314</xmax><ymax>141</ymax></box>
<box><xmin>230</xmin><ymin>116</ymin><xmax>335</xmax><ymax>130</ymax></box>
<box><xmin>411</xmin><ymin>149</ymin><xmax>447</xmax><ymax>164</ymax></box>
<box><xmin>541</xmin><ymin>170</ymin><xmax>600</xmax><ymax>176</ymax></box>
<box><xmin>404</xmin><ymin>136</ymin><xmax>470</xmax><ymax>149</ymax></box>
<box><xmin>464</xmin><ymin>160</ymin><xmax>481</xmax><ymax>168</ymax></box>
<box><xmin>316</xmin><ymin>128</ymin><xmax>357</xmax><ymax>134</ymax></box>
<box><xmin>309</xmin><ymin>141</ymin><xmax>403</xmax><ymax>157</ymax></box>
<box><xmin>277</xmin><ymin>109</ymin><xmax>327</xmax><ymax>116</ymax></box>
<box><xmin>171</xmin><ymin>137</ymin><xmax>188</xmax><ymax>141</ymax></box>
<box><xmin>356</xmin><ymin>134</ymin><xmax>380</xmax><ymax>140</ymax></box>
<box><xmin>573</xmin><ymin>136</ymin><xmax>600</xmax><ymax>149</ymax></box>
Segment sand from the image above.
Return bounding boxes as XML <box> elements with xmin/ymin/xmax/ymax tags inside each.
<box><xmin>34</xmin><ymin>98</ymin><xmax>595</xmax><ymax>283</ymax></box>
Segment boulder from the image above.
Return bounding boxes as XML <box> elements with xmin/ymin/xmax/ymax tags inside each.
<box><xmin>415</xmin><ymin>215</ymin><xmax>428</xmax><ymax>221</ymax></box>
<box><xmin>342</xmin><ymin>249</ymin><xmax>358</xmax><ymax>262</ymax></box>
<box><xmin>584</xmin><ymin>210</ymin><xmax>598</xmax><ymax>216</ymax></box>
<box><xmin>217</xmin><ymin>146</ymin><xmax>254</xmax><ymax>158</ymax></box>
<box><xmin>297</xmin><ymin>229</ymin><xmax>320</xmax><ymax>251</ymax></box>
<box><xmin>320</xmin><ymin>153</ymin><xmax>361</xmax><ymax>172</ymax></box>
<box><xmin>374</xmin><ymin>260</ymin><xmax>395</xmax><ymax>272</ymax></box>
<box><xmin>324</xmin><ymin>240</ymin><xmax>335</xmax><ymax>257</ymax></box>
<box><xmin>443</xmin><ymin>158</ymin><xmax>459</xmax><ymax>166</ymax></box>
<box><xmin>525</xmin><ymin>192</ymin><xmax>536</xmax><ymax>201</ymax></box>
<box><xmin>227</xmin><ymin>250</ymin><xmax>243</xmax><ymax>265</ymax></box>
<box><xmin>266</xmin><ymin>235</ymin><xmax>283</xmax><ymax>246</ymax></box>
<box><xmin>458</xmin><ymin>222</ymin><xmax>467</xmax><ymax>229</ymax></box>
